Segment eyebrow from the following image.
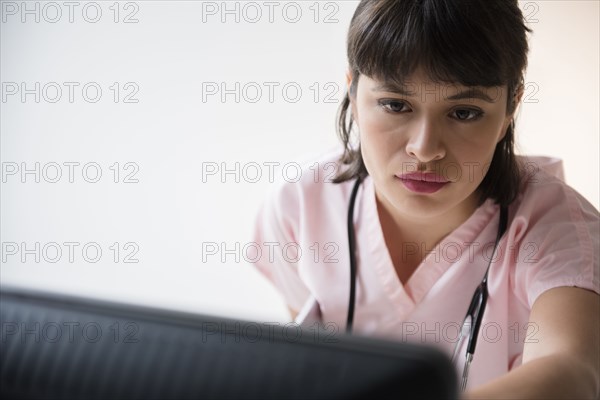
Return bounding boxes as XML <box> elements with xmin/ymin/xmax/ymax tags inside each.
<box><xmin>447</xmin><ymin>89</ymin><xmax>495</xmax><ymax>102</ymax></box>
<box><xmin>371</xmin><ymin>84</ymin><xmax>496</xmax><ymax>103</ymax></box>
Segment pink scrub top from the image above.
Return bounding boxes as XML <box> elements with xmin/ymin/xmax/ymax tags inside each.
<box><xmin>250</xmin><ymin>147</ymin><xmax>600</xmax><ymax>389</ymax></box>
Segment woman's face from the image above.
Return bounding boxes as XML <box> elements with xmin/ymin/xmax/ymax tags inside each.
<box><xmin>349</xmin><ymin>68</ymin><xmax>515</xmax><ymax>222</ymax></box>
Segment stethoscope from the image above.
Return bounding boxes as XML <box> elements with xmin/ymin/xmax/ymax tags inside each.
<box><xmin>345</xmin><ymin>176</ymin><xmax>508</xmax><ymax>390</ymax></box>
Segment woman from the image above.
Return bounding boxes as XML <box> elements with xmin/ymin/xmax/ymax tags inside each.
<box><xmin>251</xmin><ymin>0</ymin><xmax>599</xmax><ymax>397</ymax></box>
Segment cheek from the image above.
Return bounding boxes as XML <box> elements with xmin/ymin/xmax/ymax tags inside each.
<box><xmin>357</xmin><ymin>103</ymin><xmax>400</xmax><ymax>154</ymax></box>
<box><xmin>360</xmin><ymin>103</ymin><xmax>400</xmax><ymax>134</ymax></box>
<box><xmin>450</xmin><ymin>133</ymin><xmax>502</xmax><ymax>184</ymax></box>
<box><xmin>358</xmin><ymin>115</ymin><xmax>398</xmax><ymax>174</ymax></box>
<box><xmin>449</xmin><ymin>113</ymin><xmax>508</xmax><ymax>157</ymax></box>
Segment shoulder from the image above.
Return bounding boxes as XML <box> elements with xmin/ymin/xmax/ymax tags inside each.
<box><xmin>507</xmin><ymin>155</ymin><xmax>599</xmax><ymax>306</ymax></box>
<box><xmin>262</xmin><ymin>146</ymin><xmax>357</xmax><ymax>212</ymax></box>
<box><xmin>510</xmin><ymin>155</ymin><xmax>599</xmax><ymax>231</ymax></box>
<box><xmin>254</xmin><ymin>146</ymin><xmax>357</xmax><ymax>238</ymax></box>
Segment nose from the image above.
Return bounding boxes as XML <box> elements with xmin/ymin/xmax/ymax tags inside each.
<box><xmin>405</xmin><ymin>118</ymin><xmax>446</xmax><ymax>163</ymax></box>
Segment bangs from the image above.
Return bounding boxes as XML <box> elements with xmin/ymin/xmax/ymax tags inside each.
<box><xmin>348</xmin><ymin>0</ymin><xmax>528</xmax><ymax>89</ymax></box>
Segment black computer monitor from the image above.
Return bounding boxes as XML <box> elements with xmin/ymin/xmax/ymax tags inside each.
<box><xmin>1</xmin><ymin>285</ymin><xmax>457</xmax><ymax>399</ymax></box>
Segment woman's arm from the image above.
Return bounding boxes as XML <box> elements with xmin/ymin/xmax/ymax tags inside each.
<box><xmin>288</xmin><ymin>306</ymin><xmax>299</xmax><ymax>321</ymax></box>
<box><xmin>465</xmin><ymin>286</ymin><xmax>600</xmax><ymax>399</ymax></box>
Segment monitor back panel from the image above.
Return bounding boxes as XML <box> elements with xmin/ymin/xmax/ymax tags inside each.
<box><xmin>1</xmin><ymin>287</ymin><xmax>457</xmax><ymax>399</ymax></box>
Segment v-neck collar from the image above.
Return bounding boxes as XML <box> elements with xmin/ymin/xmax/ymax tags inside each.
<box><xmin>360</xmin><ymin>175</ymin><xmax>498</xmax><ymax>320</ymax></box>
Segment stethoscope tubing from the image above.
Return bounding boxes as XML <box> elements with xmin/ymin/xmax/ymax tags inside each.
<box><xmin>345</xmin><ymin>175</ymin><xmax>363</xmax><ymax>332</ymax></box>
<box><xmin>345</xmin><ymin>176</ymin><xmax>509</xmax><ymax>389</ymax></box>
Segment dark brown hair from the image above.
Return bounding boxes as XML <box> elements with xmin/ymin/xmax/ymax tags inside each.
<box><xmin>333</xmin><ymin>0</ymin><xmax>532</xmax><ymax>207</ymax></box>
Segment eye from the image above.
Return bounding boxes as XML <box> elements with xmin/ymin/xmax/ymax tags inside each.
<box><xmin>451</xmin><ymin>108</ymin><xmax>484</xmax><ymax>122</ymax></box>
<box><xmin>378</xmin><ymin>99</ymin><xmax>410</xmax><ymax>114</ymax></box>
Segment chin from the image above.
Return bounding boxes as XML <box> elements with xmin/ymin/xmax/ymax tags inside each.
<box><xmin>381</xmin><ymin>184</ymin><xmax>451</xmax><ymax>217</ymax></box>
<box><xmin>406</xmin><ymin>181</ymin><xmax>479</xmax><ymax>214</ymax></box>
<box><xmin>398</xmin><ymin>199</ymin><xmax>452</xmax><ymax>219</ymax></box>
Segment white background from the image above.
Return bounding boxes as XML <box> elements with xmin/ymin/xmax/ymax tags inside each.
<box><xmin>1</xmin><ymin>1</ymin><xmax>598</xmax><ymax>323</ymax></box>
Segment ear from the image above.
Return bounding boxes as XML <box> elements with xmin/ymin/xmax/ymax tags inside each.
<box><xmin>345</xmin><ymin>69</ymin><xmax>353</xmax><ymax>89</ymax></box>
<box><xmin>498</xmin><ymin>84</ymin><xmax>525</xmax><ymax>143</ymax></box>
<box><xmin>511</xmin><ymin>84</ymin><xmax>525</xmax><ymax>117</ymax></box>
<box><xmin>345</xmin><ymin>69</ymin><xmax>359</xmax><ymax>124</ymax></box>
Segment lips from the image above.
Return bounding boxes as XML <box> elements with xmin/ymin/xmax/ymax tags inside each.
<box><xmin>395</xmin><ymin>172</ymin><xmax>449</xmax><ymax>194</ymax></box>
<box><xmin>396</xmin><ymin>172</ymin><xmax>449</xmax><ymax>183</ymax></box>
